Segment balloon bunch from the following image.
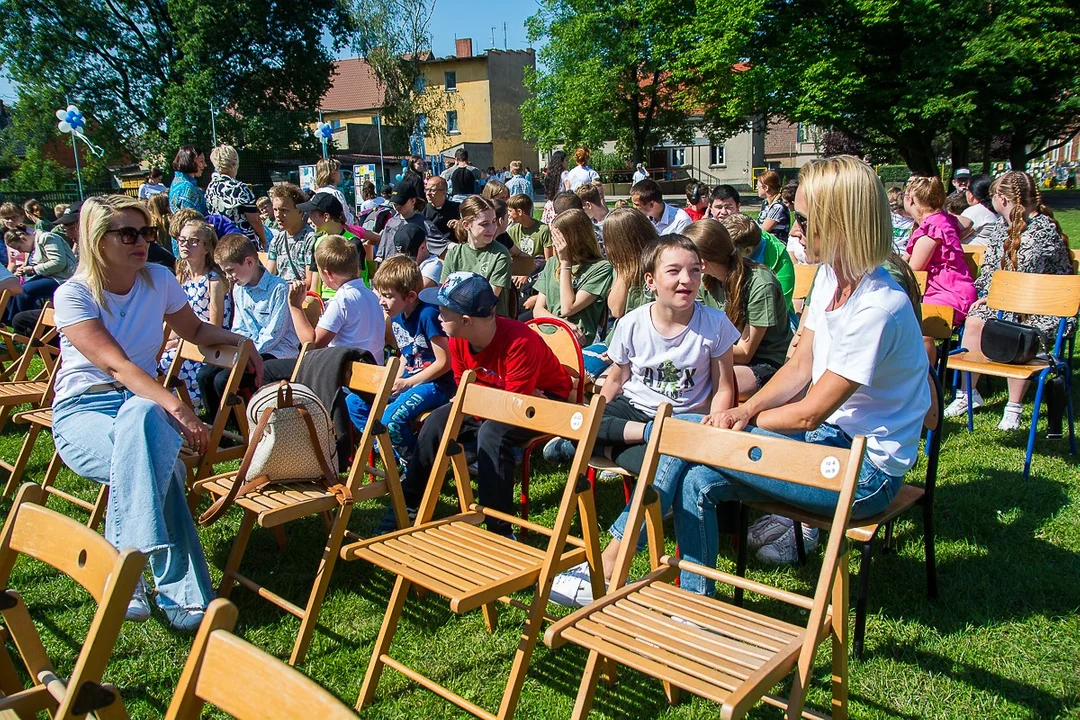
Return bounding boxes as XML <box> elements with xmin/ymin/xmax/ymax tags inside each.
<box><xmin>55</xmin><ymin>104</ymin><xmax>104</xmax><ymax>157</ymax></box>
<box><xmin>315</xmin><ymin>122</ymin><xmax>333</xmax><ymax>158</ymax></box>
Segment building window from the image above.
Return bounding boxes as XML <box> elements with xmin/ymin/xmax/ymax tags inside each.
<box><xmin>414</xmin><ymin>75</ymin><xmax>426</xmax><ymax>93</ymax></box>
<box><xmin>796</xmin><ymin>123</ymin><xmax>808</xmax><ymax>144</ymax></box>
<box><xmin>710</xmin><ymin>145</ymin><xmax>726</xmax><ymax>166</ymax></box>
<box><xmin>669</xmin><ymin>148</ymin><xmax>685</xmax><ymax>167</ymax></box>
<box><xmin>330</xmin><ymin>119</ymin><xmax>341</xmax><ymax>130</ymax></box>
<box><xmin>444</xmin><ymin>71</ymin><xmax>457</xmax><ymax>92</ymax></box>
<box><xmin>446</xmin><ymin>111</ymin><xmax>459</xmax><ymax>134</ymax></box>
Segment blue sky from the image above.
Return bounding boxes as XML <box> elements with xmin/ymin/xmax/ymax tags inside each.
<box><xmin>0</xmin><ymin>0</ymin><xmax>542</xmax><ymax>102</ymax></box>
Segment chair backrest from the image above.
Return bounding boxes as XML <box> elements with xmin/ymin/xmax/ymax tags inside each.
<box><xmin>303</xmin><ymin>293</ymin><xmax>324</xmax><ymax>328</ymax></box>
<box><xmin>1071</xmin><ymin>248</ymin><xmax>1079</xmax><ymax>274</ymax></box>
<box><xmin>920</xmin><ymin>303</ymin><xmax>955</xmax><ymax>341</ymax></box>
<box><xmin>165</xmin><ymin>599</ymin><xmax>358</xmax><ymax>720</ymax></box>
<box><xmin>986</xmin><ymin>270</ymin><xmax>1080</xmax><ymax>318</ymax></box>
<box><xmin>526</xmin><ymin>317</ymin><xmax>584</xmax><ymax>402</ymax></box>
<box><xmin>0</xmin><ymin>484</ymin><xmax>145</xmax><ymax>718</ymax></box>
<box><xmin>914</xmin><ymin>270</ymin><xmax>928</xmax><ymax>295</ymax></box>
<box><xmin>512</xmin><ymin>254</ymin><xmax>536</xmax><ymax>277</ymax></box>
<box><xmin>10</xmin><ymin>303</ymin><xmax>59</xmax><ymax>381</ymax></box>
<box><xmin>258</xmin><ymin>251</ymin><xmax>270</xmax><ymax>269</ymax></box>
<box><xmin>792</xmin><ymin>263</ymin><xmax>819</xmax><ymax>302</ymax></box>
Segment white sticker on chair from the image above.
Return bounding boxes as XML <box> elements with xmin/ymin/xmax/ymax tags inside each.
<box><xmin>570</xmin><ymin>412</ymin><xmax>583</xmax><ymax>431</ymax></box>
<box><xmin>820</xmin><ymin>456</ymin><xmax>840</xmax><ymax>479</ymax></box>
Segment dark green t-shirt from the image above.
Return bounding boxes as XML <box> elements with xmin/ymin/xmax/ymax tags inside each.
<box><xmin>441</xmin><ymin>241</ymin><xmax>513</xmax><ymax>317</ymax></box>
<box><xmin>507</xmin><ymin>221</ymin><xmax>552</xmax><ymax>259</ymax></box>
<box><xmin>534</xmin><ymin>258</ymin><xmax>614</xmax><ymax>342</ymax></box>
<box><xmin>701</xmin><ymin>265</ymin><xmax>793</xmax><ymax>368</ymax></box>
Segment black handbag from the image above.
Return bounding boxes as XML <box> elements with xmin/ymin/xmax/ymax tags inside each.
<box><xmin>981</xmin><ymin>318</ymin><xmax>1042</xmax><ymax>365</ymax></box>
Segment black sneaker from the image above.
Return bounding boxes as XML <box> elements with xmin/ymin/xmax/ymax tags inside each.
<box><xmin>374</xmin><ymin>505</ymin><xmax>417</xmax><ymax>536</ymax></box>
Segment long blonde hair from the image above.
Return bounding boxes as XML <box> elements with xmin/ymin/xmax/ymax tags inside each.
<box><xmin>798</xmin><ymin>155</ymin><xmax>892</xmax><ymax>285</ymax></box>
<box><xmin>549</xmin><ymin>209</ymin><xmax>603</xmax><ymax>271</ymax></box>
<box><xmin>176</xmin><ymin>220</ymin><xmax>222</xmax><ymax>284</ymax></box>
<box><xmin>146</xmin><ymin>192</ymin><xmax>172</xmax><ymax>252</ymax></box>
<box><xmin>315</xmin><ymin>158</ymin><xmax>340</xmax><ymax>189</ymax></box>
<box><xmin>77</xmin><ymin>195</ymin><xmax>155</xmax><ymax>311</ymax></box>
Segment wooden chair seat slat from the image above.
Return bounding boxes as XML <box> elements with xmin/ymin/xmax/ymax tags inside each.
<box><xmin>12</xmin><ymin>408</ymin><xmax>52</xmax><ymax>428</ymax></box>
<box><xmin>947</xmin><ymin>351</ymin><xmax>1049</xmax><ymax>380</ymax></box>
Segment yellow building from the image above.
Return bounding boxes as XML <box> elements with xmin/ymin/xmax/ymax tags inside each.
<box><xmin>320</xmin><ymin>38</ymin><xmax>536</xmax><ymax>173</ymax></box>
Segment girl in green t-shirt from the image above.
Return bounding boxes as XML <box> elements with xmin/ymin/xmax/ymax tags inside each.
<box><xmin>533</xmin><ymin>209</ymin><xmax>613</xmax><ymax>343</ymax></box>
<box><xmin>440</xmin><ymin>195</ymin><xmax>513</xmax><ymax>317</ymax></box>
<box><xmin>684</xmin><ymin>218</ymin><xmax>793</xmax><ymax>400</ymax></box>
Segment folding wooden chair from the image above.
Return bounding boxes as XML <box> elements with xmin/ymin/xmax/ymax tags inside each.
<box><xmin>0</xmin><ymin>290</ymin><xmax>21</xmax><ymax>373</ymax></box>
<box><xmin>0</xmin><ymin>304</ymin><xmax>59</xmax><ymax>432</ymax></box>
<box><xmin>193</xmin><ymin>357</ymin><xmax>407</xmax><ymax>666</ymax></box>
<box><xmin>1</xmin><ymin>356</ymin><xmax>59</xmax><ymax>498</ymax></box>
<box><xmin>921</xmin><ymin>303</ymin><xmax>956</xmax><ymax>386</ymax></box>
<box><xmin>0</xmin><ymin>483</ymin><xmax>145</xmax><ymax>719</ymax></box>
<box><xmin>738</xmin><ymin>370</ymin><xmax>944</xmax><ymax>658</ymax></box>
<box><xmin>519</xmin><ymin>316</ymin><xmax>584</xmax><ymax>526</ymax></box>
<box><xmin>511</xmin><ymin>253</ymin><xmax>537</xmax><ymax>278</ymax></box>
<box><xmin>545</xmin><ymin>405</ymin><xmax>865</xmax><ymax>720</ymax></box>
<box><xmin>913</xmin><ymin>270</ymin><xmax>928</xmax><ymax>295</ymax></box>
<box><xmin>165</xmin><ymin>599</ymin><xmax>358</xmax><ymax>719</ymax></box>
<box><xmin>340</xmin><ymin>372</ymin><xmax>606</xmax><ymax>719</ymax></box>
<box><xmin>792</xmin><ymin>262</ymin><xmax>819</xmax><ymax>305</ymax></box>
<box><xmin>961</xmin><ymin>243</ymin><xmax>984</xmax><ymax>279</ymax></box>
<box><xmin>947</xmin><ymin>270</ymin><xmax>1080</xmax><ymax>479</ymax></box>
<box><xmin>161</xmin><ymin>339</ymin><xmax>253</xmax><ymax>485</ymax></box>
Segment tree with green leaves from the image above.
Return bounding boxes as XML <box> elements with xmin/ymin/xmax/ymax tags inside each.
<box><xmin>523</xmin><ymin>0</ymin><xmax>711</xmax><ymax>164</ymax></box>
<box><xmin>0</xmin><ymin>0</ymin><xmax>354</xmax><ymax>165</ymax></box>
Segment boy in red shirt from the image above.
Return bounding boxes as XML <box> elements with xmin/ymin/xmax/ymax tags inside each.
<box><xmin>380</xmin><ymin>272</ymin><xmax>572</xmax><ymax>537</ymax></box>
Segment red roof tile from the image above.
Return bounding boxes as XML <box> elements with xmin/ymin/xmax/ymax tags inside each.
<box><xmin>321</xmin><ymin>58</ymin><xmax>385</xmax><ymax>112</ymax></box>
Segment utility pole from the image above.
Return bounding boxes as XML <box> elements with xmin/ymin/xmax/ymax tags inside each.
<box><xmin>209</xmin><ymin>102</ymin><xmax>218</xmax><ymax>147</ymax></box>
<box><xmin>491</xmin><ymin>27</ymin><xmax>496</xmax><ymax>49</ymax></box>
<box><xmin>503</xmin><ymin>22</ymin><xmax>507</xmax><ymax>49</ymax></box>
<box><xmin>376</xmin><ymin>114</ymin><xmax>385</xmax><ymax>191</ymax></box>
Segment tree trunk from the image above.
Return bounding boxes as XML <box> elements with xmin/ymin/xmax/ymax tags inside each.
<box><xmin>980</xmin><ymin>135</ymin><xmax>992</xmax><ymax>174</ymax></box>
<box><xmin>897</xmin><ymin>131</ymin><xmax>938</xmax><ymax>176</ymax></box>
<box><xmin>950</xmin><ymin>131</ymin><xmax>970</xmax><ymax>174</ymax></box>
<box><xmin>1009</xmin><ymin>132</ymin><xmax>1029</xmax><ymax>171</ymax></box>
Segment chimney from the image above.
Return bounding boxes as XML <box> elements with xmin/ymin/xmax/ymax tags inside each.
<box><xmin>456</xmin><ymin>38</ymin><xmax>473</xmax><ymax>58</ymax></box>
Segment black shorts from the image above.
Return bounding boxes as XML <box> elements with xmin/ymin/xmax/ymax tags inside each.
<box><xmin>748</xmin><ymin>360</ymin><xmax>782</xmax><ymax>388</ymax></box>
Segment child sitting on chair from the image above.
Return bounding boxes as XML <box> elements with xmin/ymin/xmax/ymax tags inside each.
<box><xmin>346</xmin><ymin>256</ymin><xmax>453</xmax><ymax>463</ymax></box>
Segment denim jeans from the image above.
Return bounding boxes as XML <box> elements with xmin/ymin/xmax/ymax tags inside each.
<box><xmin>658</xmin><ymin>419</ymin><xmax>903</xmax><ymax>595</ymax></box>
<box><xmin>52</xmin><ymin>390</ymin><xmax>215</xmax><ymax>611</ymax></box>
<box><xmin>12</xmin><ymin>276</ymin><xmax>60</xmax><ymax>317</ymax></box>
<box><xmin>582</xmin><ymin>341</ymin><xmax>610</xmax><ymax>381</ymax></box>
<box><xmin>344</xmin><ymin>381</ymin><xmax>452</xmax><ymax>458</ymax></box>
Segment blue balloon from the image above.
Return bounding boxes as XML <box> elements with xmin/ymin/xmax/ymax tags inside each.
<box><xmin>401</xmin><ymin>159</ymin><xmax>408</xmax><ymax>167</ymax></box>
<box><xmin>395</xmin><ymin>173</ymin><xmax>403</xmax><ymax>182</ymax></box>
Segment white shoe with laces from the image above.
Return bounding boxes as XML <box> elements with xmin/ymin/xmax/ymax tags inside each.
<box><xmin>998</xmin><ymin>403</ymin><xmax>1023</xmax><ymax>431</ymax></box>
<box><xmin>944</xmin><ymin>389</ymin><xmax>983</xmax><ymax>418</ymax></box>
<box><xmin>548</xmin><ymin>562</ymin><xmax>603</xmax><ymax>608</ymax></box>
<box><xmin>125</xmin><ymin>577</ymin><xmax>151</xmax><ymax>622</ymax></box>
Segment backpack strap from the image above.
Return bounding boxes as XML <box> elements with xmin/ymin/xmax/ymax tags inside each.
<box><xmin>199</xmin><ymin>405</ymin><xmax>275</xmax><ymax>525</ymax></box>
<box><xmin>296</xmin><ymin>405</ymin><xmax>352</xmax><ymax>506</ymax></box>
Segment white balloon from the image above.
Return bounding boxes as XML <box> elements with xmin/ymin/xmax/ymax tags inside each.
<box><xmin>67</xmin><ymin>104</ymin><xmax>78</xmax><ymax>114</ymax></box>
<box><xmin>55</xmin><ymin>109</ymin><xmax>67</xmax><ymax>121</ymax></box>
<box><xmin>58</xmin><ymin>121</ymin><xmax>71</xmax><ymax>133</ymax></box>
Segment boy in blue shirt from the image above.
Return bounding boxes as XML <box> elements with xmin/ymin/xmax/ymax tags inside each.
<box><xmin>346</xmin><ymin>255</ymin><xmax>453</xmax><ymax>463</ymax></box>
<box><xmin>196</xmin><ymin>233</ymin><xmax>300</xmax><ymax>414</ymax></box>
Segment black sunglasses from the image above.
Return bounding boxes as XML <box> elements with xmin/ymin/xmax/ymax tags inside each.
<box><xmin>106</xmin><ymin>226</ymin><xmax>157</xmax><ymax>245</ymax></box>
<box><xmin>794</xmin><ymin>211</ymin><xmax>809</xmax><ymax>230</ymax></box>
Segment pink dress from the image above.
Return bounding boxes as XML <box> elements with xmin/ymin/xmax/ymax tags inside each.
<box><xmin>906</xmin><ymin>211</ymin><xmax>977</xmax><ymax>324</ymax></box>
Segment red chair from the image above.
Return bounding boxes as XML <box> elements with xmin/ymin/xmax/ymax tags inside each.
<box><xmin>519</xmin><ymin>318</ymin><xmax>585</xmax><ymax>528</ymax></box>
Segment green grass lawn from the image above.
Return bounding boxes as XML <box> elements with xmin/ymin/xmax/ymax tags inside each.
<box><xmin>2</xmin><ymin>222</ymin><xmax>1080</xmax><ymax>718</ymax></box>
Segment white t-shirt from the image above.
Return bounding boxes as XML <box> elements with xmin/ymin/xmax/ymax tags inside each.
<box><xmin>317</xmin><ymin>278</ymin><xmax>385</xmax><ymax>362</ymax></box>
<box><xmin>804</xmin><ymin>265</ymin><xmax>930</xmax><ymax>477</ymax></box>
<box><xmin>566</xmin><ymin>165</ymin><xmax>600</xmax><ymax>191</ymax></box>
<box><xmin>961</xmin><ymin>204</ymin><xmax>999</xmax><ymax>246</ymax></box>
<box><xmin>656</xmin><ymin>203</ymin><xmax>693</xmax><ymax>235</ymax></box>
<box><xmin>419</xmin><ymin>256</ymin><xmax>443</xmax><ymax>285</ymax></box>
<box><xmin>53</xmin><ymin>264</ymin><xmax>188</xmax><ymax>403</ymax></box>
<box><xmin>607</xmin><ymin>302</ymin><xmax>740</xmax><ymax>415</ymax></box>
<box><xmin>360</xmin><ymin>196</ymin><xmax>387</xmax><ymax>213</ymax></box>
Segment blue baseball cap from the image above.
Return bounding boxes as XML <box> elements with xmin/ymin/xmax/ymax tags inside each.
<box><xmin>419</xmin><ymin>272</ymin><xmax>498</xmax><ymax>317</ymax></box>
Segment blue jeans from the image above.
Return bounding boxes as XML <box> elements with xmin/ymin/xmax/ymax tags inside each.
<box><xmin>52</xmin><ymin>390</ymin><xmax>215</xmax><ymax>611</ymax></box>
<box><xmin>612</xmin><ymin>419</ymin><xmax>903</xmax><ymax>596</ymax></box>
<box><xmin>344</xmin><ymin>381</ymin><xmax>452</xmax><ymax>458</ymax></box>
<box><xmin>582</xmin><ymin>342</ymin><xmax>610</xmax><ymax>381</ymax></box>
<box><xmin>12</xmin><ymin>276</ymin><xmax>59</xmax><ymax>316</ymax></box>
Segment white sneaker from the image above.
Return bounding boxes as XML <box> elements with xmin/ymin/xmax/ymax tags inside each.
<box><xmin>162</xmin><ymin>605</ymin><xmax>206</xmax><ymax>633</ymax></box>
<box><xmin>747</xmin><ymin>515</ymin><xmax>793</xmax><ymax>552</ymax></box>
<box><xmin>757</xmin><ymin>525</ymin><xmax>820</xmax><ymax>565</ymax></box>
<box><xmin>125</xmin><ymin>577</ymin><xmax>151</xmax><ymax>622</ymax></box>
<box><xmin>548</xmin><ymin>562</ymin><xmax>602</xmax><ymax>608</ymax></box>
<box><xmin>998</xmin><ymin>404</ymin><xmax>1023</xmax><ymax>431</ymax></box>
<box><xmin>944</xmin><ymin>390</ymin><xmax>983</xmax><ymax>418</ymax></box>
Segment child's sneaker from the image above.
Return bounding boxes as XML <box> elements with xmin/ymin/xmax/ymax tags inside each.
<box><xmin>746</xmin><ymin>515</ymin><xmax>793</xmax><ymax>552</ymax></box>
<box><xmin>548</xmin><ymin>562</ymin><xmax>602</xmax><ymax>608</ymax></box>
<box><xmin>944</xmin><ymin>389</ymin><xmax>983</xmax><ymax>418</ymax></box>
<box><xmin>757</xmin><ymin>525</ymin><xmax>819</xmax><ymax>565</ymax></box>
<box><xmin>542</xmin><ymin>437</ymin><xmax>576</xmax><ymax>463</ymax></box>
<box><xmin>998</xmin><ymin>402</ymin><xmax>1023</xmax><ymax>431</ymax></box>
